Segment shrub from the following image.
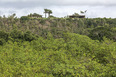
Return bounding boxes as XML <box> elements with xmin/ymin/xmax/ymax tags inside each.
<box><xmin>24</xmin><ymin>31</ymin><xmax>36</xmax><ymax>41</ymax></box>
<box><xmin>10</xmin><ymin>30</ymin><xmax>24</xmax><ymax>40</ymax></box>
<box><xmin>89</xmin><ymin>26</ymin><xmax>114</xmax><ymax>41</ymax></box>
<box><xmin>20</xmin><ymin>16</ymin><xmax>30</xmax><ymax>23</ymax></box>
<box><xmin>0</xmin><ymin>30</ymin><xmax>9</xmax><ymax>41</ymax></box>
<box><xmin>0</xmin><ymin>38</ymin><xmax>6</xmax><ymax>45</ymax></box>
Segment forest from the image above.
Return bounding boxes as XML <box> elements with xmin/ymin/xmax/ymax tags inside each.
<box><xmin>0</xmin><ymin>14</ymin><xmax>116</xmax><ymax>77</ymax></box>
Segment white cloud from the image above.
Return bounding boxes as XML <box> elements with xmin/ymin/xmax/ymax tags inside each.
<box><xmin>1</xmin><ymin>0</ymin><xmax>116</xmax><ymax>6</ymax></box>
<box><xmin>0</xmin><ymin>0</ymin><xmax>116</xmax><ymax>18</ymax></box>
<box><xmin>0</xmin><ymin>6</ymin><xmax>116</xmax><ymax>18</ymax></box>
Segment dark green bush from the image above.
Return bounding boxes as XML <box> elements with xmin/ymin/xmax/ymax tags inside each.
<box><xmin>0</xmin><ymin>38</ymin><xmax>6</xmax><ymax>45</ymax></box>
<box><xmin>20</xmin><ymin>16</ymin><xmax>30</xmax><ymax>23</ymax></box>
<box><xmin>89</xmin><ymin>26</ymin><xmax>114</xmax><ymax>41</ymax></box>
<box><xmin>0</xmin><ymin>31</ymin><xmax>9</xmax><ymax>41</ymax></box>
<box><xmin>24</xmin><ymin>31</ymin><xmax>36</xmax><ymax>41</ymax></box>
<box><xmin>10</xmin><ymin>30</ymin><xmax>24</xmax><ymax>40</ymax></box>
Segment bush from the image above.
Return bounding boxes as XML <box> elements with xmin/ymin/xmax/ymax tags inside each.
<box><xmin>89</xmin><ymin>26</ymin><xmax>114</xmax><ymax>41</ymax></box>
<box><xmin>20</xmin><ymin>16</ymin><xmax>30</xmax><ymax>23</ymax></box>
<box><xmin>24</xmin><ymin>31</ymin><xmax>36</xmax><ymax>41</ymax></box>
<box><xmin>0</xmin><ymin>38</ymin><xmax>6</xmax><ymax>45</ymax></box>
<box><xmin>0</xmin><ymin>31</ymin><xmax>9</xmax><ymax>41</ymax></box>
<box><xmin>10</xmin><ymin>30</ymin><xmax>24</xmax><ymax>40</ymax></box>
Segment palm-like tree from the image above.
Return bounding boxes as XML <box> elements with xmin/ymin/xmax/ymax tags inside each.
<box><xmin>48</xmin><ymin>10</ymin><xmax>52</xmax><ymax>17</ymax></box>
<box><xmin>44</xmin><ymin>9</ymin><xmax>49</xmax><ymax>18</ymax></box>
<box><xmin>44</xmin><ymin>9</ymin><xmax>52</xmax><ymax>18</ymax></box>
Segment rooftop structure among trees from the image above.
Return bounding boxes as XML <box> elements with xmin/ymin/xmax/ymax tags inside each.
<box><xmin>28</xmin><ymin>13</ymin><xmax>42</xmax><ymax>18</ymax></box>
<box><xmin>69</xmin><ymin>13</ymin><xmax>85</xmax><ymax>18</ymax></box>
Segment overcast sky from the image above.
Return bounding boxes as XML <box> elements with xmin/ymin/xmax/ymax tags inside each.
<box><xmin>0</xmin><ymin>0</ymin><xmax>116</xmax><ymax>18</ymax></box>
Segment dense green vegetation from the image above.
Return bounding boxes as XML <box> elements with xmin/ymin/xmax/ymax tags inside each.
<box><xmin>0</xmin><ymin>15</ymin><xmax>116</xmax><ymax>77</ymax></box>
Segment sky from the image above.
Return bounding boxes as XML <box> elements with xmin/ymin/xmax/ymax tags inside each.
<box><xmin>0</xmin><ymin>0</ymin><xmax>116</xmax><ymax>18</ymax></box>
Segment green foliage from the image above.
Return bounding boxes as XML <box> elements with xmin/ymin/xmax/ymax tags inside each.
<box><xmin>0</xmin><ymin>17</ymin><xmax>116</xmax><ymax>76</ymax></box>
<box><xmin>10</xmin><ymin>29</ymin><xmax>24</xmax><ymax>40</ymax></box>
<box><xmin>9</xmin><ymin>29</ymin><xmax>37</xmax><ymax>42</ymax></box>
<box><xmin>24</xmin><ymin>31</ymin><xmax>36</xmax><ymax>41</ymax></box>
<box><xmin>20</xmin><ymin>16</ymin><xmax>30</xmax><ymax>23</ymax></box>
<box><xmin>39</xmin><ymin>18</ymin><xmax>47</xmax><ymax>25</ymax></box>
<box><xmin>0</xmin><ymin>38</ymin><xmax>6</xmax><ymax>45</ymax></box>
<box><xmin>0</xmin><ymin>31</ymin><xmax>8</xmax><ymax>45</ymax></box>
<box><xmin>0</xmin><ymin>30</ymin><xmax>9</xmax><ymax>41</ymax></box>
<box><xmin>89</xmin><ymin>26</ymin><xmax>115</xmax><ymax>41</ymax></box>
<box><xmin>0</xmin><ymin>33</ymin><xmax>116</xmax><ymax>76</ymax></box>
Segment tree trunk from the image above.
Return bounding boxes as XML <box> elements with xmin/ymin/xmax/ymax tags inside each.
<box><xmin>48</xmin><ymin>13</ymin><xmax>50</xmax><ymax>17</ymax></box>
<box><xmin>45</xmin><ymin>13</ymin><xmax>46</xmax><ymax>18</ymax></box>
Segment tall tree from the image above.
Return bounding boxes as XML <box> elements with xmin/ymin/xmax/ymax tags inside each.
<box><xmin>44</xmin><ymin>9</ymin><xmax>52</xmax><ymax>18</ymax></box>
<box><xmin>48</xmin><ymin>10</ymin><xmax>52</xmax><ymax>17</ymax></box>
<box><xmin>44</xmin><ymin>9</ymin><xmax>49</xmax><ymax>18</ymax></box>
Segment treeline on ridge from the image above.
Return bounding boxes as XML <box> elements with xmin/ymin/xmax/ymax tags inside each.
<box><xmin>1</xmin><ymin>15</ymin><xmax>116</xmax><ymax>43</ymax></box>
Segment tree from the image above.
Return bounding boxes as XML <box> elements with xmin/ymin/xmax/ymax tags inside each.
<box><xmin>44</xmin><ymin>9</ymin><xmax>49</xmax><ymax>18</ymax></box>
<box><xmin>44</xmin><ymin>9</ymin><xmax>52</xmax><ymax>18</ymax></box>
<box><xmin>48</xmin><ymin>10</ymin><xmax>52</xmax><ymax>17</ymax></box>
